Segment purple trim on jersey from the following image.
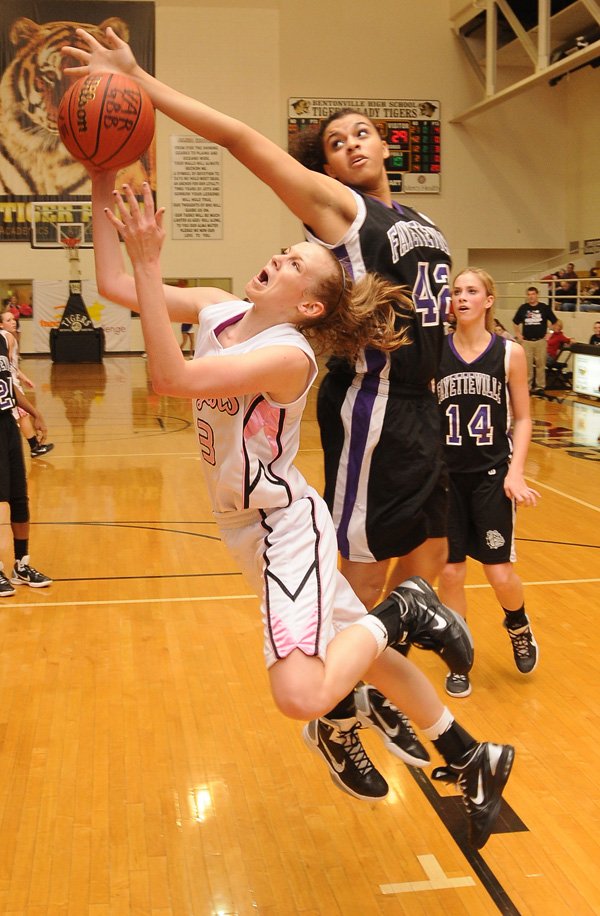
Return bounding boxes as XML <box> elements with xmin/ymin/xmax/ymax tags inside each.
<box><xmin>332</xmin><ymin>243</ymin><xmax>354</xmax><ymax>279</ymax></box>
<box><xmin>336</xmin><ymin>348</ymin><xmax>387</xmax><ymax>556</ymax></box>
<box><xmin>214</xmin><ymin>312</ymin><xmax>245</xmax><ymax>337</ymax></box>
<box><xmin>448</xmin><ymin>330</ymin><xmax>499</xmax><ymax>365</ymax></box>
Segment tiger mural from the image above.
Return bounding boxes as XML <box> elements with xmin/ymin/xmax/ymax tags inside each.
<box><xmin>0</xmin><ymin>17</ymin><xmax>152</xmax><ymax>196</ymax></box>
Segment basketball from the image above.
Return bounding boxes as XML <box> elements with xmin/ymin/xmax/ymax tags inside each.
<box><xmin>58</xmin><ymin>72</ymin><xmax>155</xmax><ymax>171</ymax></box>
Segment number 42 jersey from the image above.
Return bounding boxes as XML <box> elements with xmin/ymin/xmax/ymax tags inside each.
<box><xmin>436</xmin><ymin>332</ymin><xmax>513</xmax><ymax>474</ymax></box>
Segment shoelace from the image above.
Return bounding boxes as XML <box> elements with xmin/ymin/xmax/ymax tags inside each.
<box><xmin>508</xmin><ymin>628</ymin><xmax>533</xmax><ymax>657</ymax></box>
<box><xmin>398</xmin><ymin>713</ymin><xmax>419</xmax><ymax>740</ymax></box>
<box><xmin>336</xmin><ymin>724</ymin><xmax>375</xmax><ymax>776</ymax></box>
<box><xmin>432</xmin><ymin>765</ymin><xmax>479</xmax><ymax>816</ymax></box>
<box><xmin>17</xmin><ymin>564</ymin><xmax>39</xmax><ymax>577</ymax></box>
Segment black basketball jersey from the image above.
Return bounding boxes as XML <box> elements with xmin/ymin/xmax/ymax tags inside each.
<box><xmin>0</xmin><ymin>331</ymin><xmax>16</xmax><ymax>414</ymax></box>
<box><xmin>306</xmin><ymin>188</ymin><xmax>451</xmax><ymax>391</ymax></box>
<box><xmin>436</xmin><ymin>332</ymin><xmax>512</xmax><ymax>474</ymax></box>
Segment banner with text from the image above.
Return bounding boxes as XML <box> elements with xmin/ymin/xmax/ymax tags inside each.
<box><xmin>33</xmin><ymin>280</ymin><xmax>131</xmax><ymax>352</ymax></box>
<box><xmin>171</xmin><ymin>136</ymin><xmax>223</xmax><ymax>239</ymax></box>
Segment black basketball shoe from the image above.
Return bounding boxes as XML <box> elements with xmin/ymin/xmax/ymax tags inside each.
<box><xmin>354</xmin><ymin>685</ymin><xmax>430</xmax><ymax>767</ymax></box>
<box><xmin>303</xmin><ymin>717</ymin><xmax>388</xmax><ymax>801</ymax></box>
<box><xmin>432</xmin><ymin>742</ymin><xmax>515</xmax><ymax>849</ymax></box>
<box><xmin>504</xmin><ymin>619</ymin><xmax>539</xmax><ymax>674</ymax></box>
<box><xmin>373</xmin><ymin>576</ymin><xmax>474</xmax><ymax>675</ymax></box>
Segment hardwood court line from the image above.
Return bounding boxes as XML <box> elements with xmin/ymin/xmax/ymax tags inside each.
<box><xmin>526</xmin><ymin>477</ymin><xmax>600</xmax><ymax>512</ymax></box>
<box><xmin>30</xmin><ymin>450</ymin><xmax>201</xmax><ymax>460</ymax></box>
<box><xmin>5</xmin><ymin>594</ymin><xmax>257</xmax><ymax>610</ymax></box>
<box><xmin>465</xmin><ymin>577</ymin><xmax>600</xmax><ymax>589</ymax></box>
<box><xmin>9</xmin><ymin>575</ymin><xmax>600</xmax><ymax>610</ymax></box>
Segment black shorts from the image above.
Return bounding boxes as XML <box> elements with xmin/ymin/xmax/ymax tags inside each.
<box><xmin>0</xmin><ymin>411</ymin><xmax>27</xmax><ymax>505</ymax></box>
<box><xmin>447</xmin><ymin>464</ymin><xmax>516</xmax><ymax>565</ymax></box>
<box><xmin>317</xmin><ymin>373</ymin><xmax>448</xmax><ymax>562</ymax></box>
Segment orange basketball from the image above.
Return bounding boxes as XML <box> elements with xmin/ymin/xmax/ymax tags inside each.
<box><xmin>58</xmin><ymin>72</ymin><xmax>155</xmax><ymax>171</ymax></box>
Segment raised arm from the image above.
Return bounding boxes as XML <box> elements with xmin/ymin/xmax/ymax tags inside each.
<box><xmin>91</xmin><ymin>169</ymin><xmax>225</xmax><ymax>322</ymax></box>
<box><xmin>63</xmin><ymin>27</ymin><xmax>356</xmax><ymax>243</ymax></box>
<box><xmin>107</xmin><ymin>183</ymin><xmax>312</xmax><ymax>403</ymax></box>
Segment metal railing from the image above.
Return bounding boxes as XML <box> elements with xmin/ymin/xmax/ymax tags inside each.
<box><xmin>493</xmin><ymin>276</ymin><xmax>600</xmax><ymax>315</ymax></box>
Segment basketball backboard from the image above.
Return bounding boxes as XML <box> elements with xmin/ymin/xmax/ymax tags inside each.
<box><xmin>30</xmin><ymin>200</ymin><xmax>93</xmax><ymax>248</ymax></box>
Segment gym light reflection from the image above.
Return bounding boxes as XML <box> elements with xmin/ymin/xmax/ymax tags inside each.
<box><xmin>188</xmin><ymin>785</ymin><xmax>214</xmax><ymax>823</ymax></box>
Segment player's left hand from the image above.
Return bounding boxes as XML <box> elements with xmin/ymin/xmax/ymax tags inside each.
<box><xmin>32</xmin><ymin>411</ymin><xmax>48</xmax><ymax>444</ymax></box>
<box><xmin>504</xmin><ymin>472</ymin><xmax>540</xmax><ymax>507</ymax></box>
<box><xmin>105</xmin><ymin>182</ymin><xmax>166</xmax><ymax>267</ymax></box>
<box><xmin>61</xmin><ymin>26</ymin><xmax>137</xmax><ymax>79</ymax></box>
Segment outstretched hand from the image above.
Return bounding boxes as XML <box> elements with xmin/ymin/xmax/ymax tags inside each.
<box><xmin>105</xmin><ymin>182</ymin><xmax>166</xmax><ymax>269</ymax></box>
<box><xmin>61</xmin><ymin>26</ymin><xmax>137</xmax><ymax>78</ymax></box>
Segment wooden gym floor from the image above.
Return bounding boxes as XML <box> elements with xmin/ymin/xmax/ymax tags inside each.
<box><xmin>1</xmin><ymin>355</ymin><xmax>598</xmax><ymax>915</ymax></box>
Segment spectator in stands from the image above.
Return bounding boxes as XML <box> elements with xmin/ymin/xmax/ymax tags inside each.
<box><xmin>18</xmin><ymin>296</ymin><xmax>32</xmax><ymax>318</ymax></box>
<box><xmin>589</xmin><ymin>321</ymin><xmax>600</xmax><ymax>346</ymax></box>
<box><xmin>494</xmin><ymin>318</ymin><xmax>515</xmax><ymax>340</ymax></box>
<box><xmin>581</xmin><ymin>274</ymin><xmax>600</xmax><ymax>312</ymax></box>
<box><xmin>554</xmin><ymin>279</ymin><xmax>577</xmax><ymax>312</ymax></box>
<box><xmin>513</xmin><ymin>287</ymin><xmax>559</xmax><ymax>393</ymax></box>
<box><xmin>546</xmin><ymin>319</ymin><xmax>572</xmax><ymax>367</ymax></box>
<box><xmin>562</xmin><ymin>263</ymin><xmax>578</xmax><ymax>293</ymax></box>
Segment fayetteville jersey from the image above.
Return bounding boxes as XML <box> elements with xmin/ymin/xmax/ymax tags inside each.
<box><xmin>308</xmin><ymin>188</ymin><xmax>451</xmax><ymax>561</ymax></box>
<box><xmin>0</xmin><ymin>331</ymin><xmax>16</xmax><ymax>413</ymax></box>
<box><xmin>436</xmin><ymin>332</ymin><xmax>513</xmax><ymax>474</ymax></box>
<box><xmin>192</xmin><ymin>300</ymin><xmax>318</xmax><ymax>516</ymax></box>
<box><xmin>306</xmin><ymin>187</ymin><xmax>452</xmax><ymax>389</ymax></box>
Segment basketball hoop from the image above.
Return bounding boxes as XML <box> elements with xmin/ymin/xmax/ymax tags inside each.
<box><xmin>61</xmin><ymin>234</ymin><xmax>82</xmax><ymax>280</ymax></box>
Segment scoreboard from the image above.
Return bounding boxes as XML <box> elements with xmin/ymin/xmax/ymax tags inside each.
<box><xmin>288</xmin><ymin>97</ymin><xmax>441</xmax><ymax>194</ymax></box>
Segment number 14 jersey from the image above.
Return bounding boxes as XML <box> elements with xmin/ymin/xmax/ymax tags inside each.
<box><xmin>436</xmin><ymin>332</ymin><xmax>513</xmax><ymax>474</ymax></box>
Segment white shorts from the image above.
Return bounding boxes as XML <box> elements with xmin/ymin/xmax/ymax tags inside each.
<box><xmin>217</xmin><ymin>486</ymin><xmax>367</xmax><ymax>668</ymax></box>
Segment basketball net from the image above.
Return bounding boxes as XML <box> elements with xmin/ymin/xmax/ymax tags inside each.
<box><xmin>61</xmin><ymin>236</ymin><xmax>81</xmax><ymax>282</ymax></box>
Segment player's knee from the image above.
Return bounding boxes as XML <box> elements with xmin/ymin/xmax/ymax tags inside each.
<box><xmin>484</xmin><ymin>563</ymin><xmax>515</xmax><ymax>590</ymax></box>
<box><xmin>439</xmin><ymin>561</ymin><xmax>465</xmax><ymax>591</ymax></box>
<box><xmin>272</xmin><ymin>689</ymin><xmax>322</xmax><ymax>721</ymax></box>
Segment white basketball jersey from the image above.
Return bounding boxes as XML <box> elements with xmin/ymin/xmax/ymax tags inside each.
<box><xmin>192</xmin><ymin>300</ymin><xmax>318</xmax><ymax>515</ymax></box>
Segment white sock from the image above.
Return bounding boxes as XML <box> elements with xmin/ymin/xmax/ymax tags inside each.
<box><xmin>421</xmin><ymin>706</ymin><xmax>454</xmax><ymax>741</ymax></box>
<box><xmin>354</xmin><ymin>614</ymin><xmax>388</xmax><ymax>656</ymax></box>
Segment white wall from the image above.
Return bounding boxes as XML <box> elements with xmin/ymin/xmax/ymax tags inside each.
<box><xmin>3</xmin><ymin>0</ymin><xmax>599</xmax><ymax>351</ymax></box>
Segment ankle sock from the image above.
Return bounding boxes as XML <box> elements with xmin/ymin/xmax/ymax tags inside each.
<box><xmin>325</xmin><ymin>691</ymin><xmax>357</xmax><ymax>721</ymax></box>
<box><xmin>423</xmin><ymin>709</ymin><xmax>477</xmax><ymax>765</ymax></box>
<box><xmin>503</xmin><ymin>604</ymin><xmax>528</xmax><ymax>630</ymax></box>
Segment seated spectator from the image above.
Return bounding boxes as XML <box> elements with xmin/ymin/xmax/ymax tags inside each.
<box><xmin>17</xmin><ymin>298</ymin><xmax>32</xmax><ymax>318</ymax></box>
<box><xmin>546</xmin><ymin>320</ymin><xmax>572</xmax><ymax>365</ymax></box>
<box><xmin>589</xmin><ymin>321</ymin><xmax>600</xmax><ymax>346</ymax></box>
<box><xmin>554</xmin><ymin>279</ymin><xmax>577</xmax><ymax>311</ymax></box>
<box><xmin>493</xmin><ymin>318</ymin><xmax>515</xmax><ymax>340</ymax></box>
<box><xmin>545</xmin><ymin>263</ymin><xmax>579</xmax><ymax>311</ymax></box>
<box><xmin>5</xmin><ymin>294</ymin><xmax>20</xmax><ymax>319</ymax></box>
<box><xmin>561</xmin><ymin>262</ymin><xmax>578</xmax><ymax>293</ymax></box>
<box><xmin>581</xmin><ymin>278</ymin><xmax>600</xmax><ymax>312</ymax></box>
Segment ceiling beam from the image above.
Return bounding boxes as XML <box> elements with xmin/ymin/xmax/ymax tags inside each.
<box><xmin>451</xmin><ymin>37</ymin><xmax>600</xmax><ymax>122</ymax></box>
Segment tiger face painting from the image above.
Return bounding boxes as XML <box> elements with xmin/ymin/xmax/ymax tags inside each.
<box><xmin>0</xmin><ymin>16</ymin><xmax>142</xmax><ymax>196</ymax></box>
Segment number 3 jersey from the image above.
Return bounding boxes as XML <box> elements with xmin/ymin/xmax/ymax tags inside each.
<box><xmin>192</xmin><ymin>300</ymin><xmax>318</xmax><ymax>516</ymax></box>
<box><xmin>436</xmin><ymin>332</ymin><xmax>513</xmax><ymax>474</ymax></box>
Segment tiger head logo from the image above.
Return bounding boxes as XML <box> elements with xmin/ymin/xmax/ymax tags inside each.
<box><xmin>0</xmin><ymin>16</ymin><xmax>137</xmax><ymax>196</ymax></box>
